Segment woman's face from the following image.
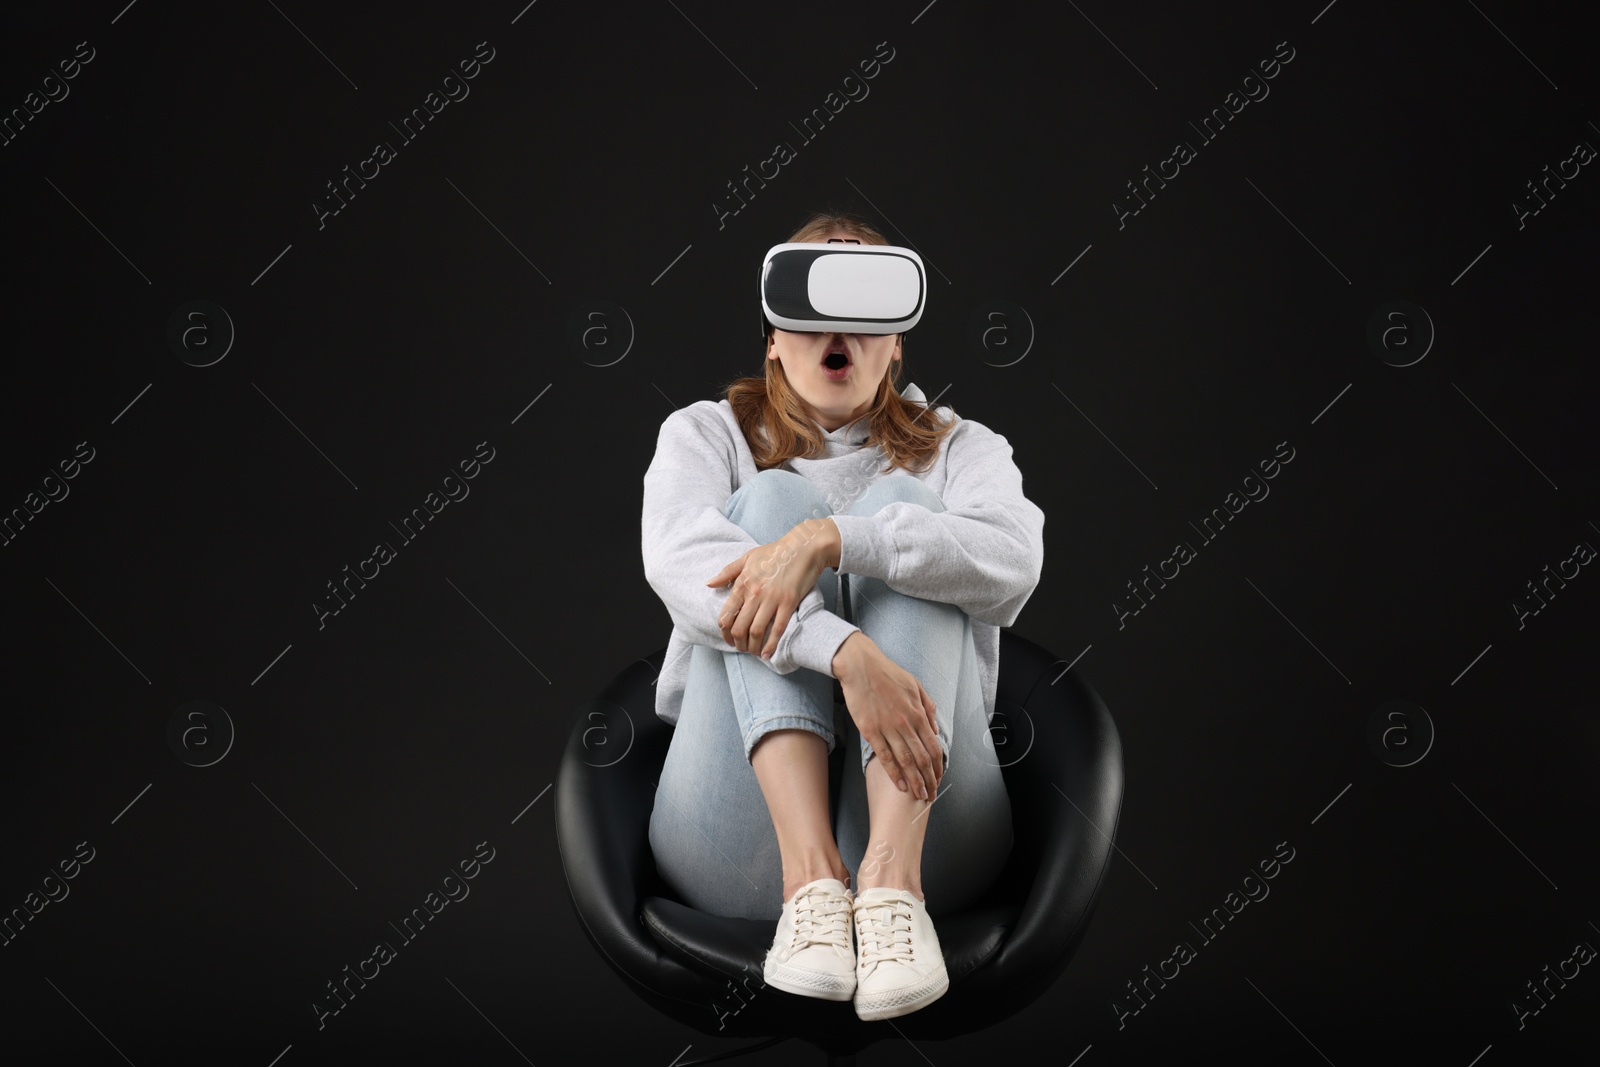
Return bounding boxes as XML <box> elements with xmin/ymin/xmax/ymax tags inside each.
<box><xmin>766</xmin><ymin>230</ymin><xmax>901</xmax><ymax>433</ymax></box>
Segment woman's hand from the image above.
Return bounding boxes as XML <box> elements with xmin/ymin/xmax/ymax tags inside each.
<box><xmin>706</xmin><ymin>518</ymin><xmax>832</xmax><ymax>661</ymax></box>
<box><xmin>835</xmin><ymin>634</ymin><xmax>943</xmax><ymax>799</ymax></box>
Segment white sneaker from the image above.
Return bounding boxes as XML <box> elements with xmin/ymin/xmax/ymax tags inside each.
<box><xmin>851</xmin><ymin>887</ymin><xmax>949</xmax><ymax>1020</ymax></box>
<box><xmin>763</xmin><ymin>877</ymin><xmax>856</xmax><ymax>1001</ymax></box>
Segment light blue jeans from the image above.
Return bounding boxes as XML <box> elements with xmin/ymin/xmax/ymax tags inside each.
<box><xmin>649</xmin><ymin>468</ymin><xmax>1014</xmax><ymax>921</ymax></box>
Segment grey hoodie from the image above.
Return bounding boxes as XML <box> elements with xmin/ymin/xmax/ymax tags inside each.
<box><xmin>641</xmin><ymin>381</ymin><xmax>1045</xmax><ymax>729</ymax></box>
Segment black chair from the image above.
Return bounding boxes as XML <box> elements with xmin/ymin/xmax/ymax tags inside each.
<box><xmin>555</xmin><ymin>630</ymin><xmax>1123</xmax><ymax>1065</ymax></box>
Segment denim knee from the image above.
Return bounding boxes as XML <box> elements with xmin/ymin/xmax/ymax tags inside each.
<box><xmin>848</xmin><ymin>473</ymin><xmax>946</xmax><ymax>516</ymax></box>
<box><xmin>726</xmin><ymin>468</ymin><xmax>830</xmax><ymax>542</ymax></box>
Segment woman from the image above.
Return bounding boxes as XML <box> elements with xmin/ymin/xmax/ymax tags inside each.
<box><xmin>641</xmin><ymin>210</ymin><xmax>1045</xmax><ymax>1021</ymax></box>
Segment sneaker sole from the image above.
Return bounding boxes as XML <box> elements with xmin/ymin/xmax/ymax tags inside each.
<box><xmin>853</xmin><ymin>967</ymin><xmax>949</xmax><ymax>1020</ymax></box>
<box><xmin>763</xmin><ymin>958</ymin><xmax>856</xmax><ymax>1001</ymax></box>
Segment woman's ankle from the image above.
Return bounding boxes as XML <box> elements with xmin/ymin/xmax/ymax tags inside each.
<box><xmin>781</xmin><ymin>858</ymin><xmax>852</xmax><ymax>901</ymax></box>
<box><xmin>854</xmin><ymin>868</ymin><xmax>923</xmax><ymax>900</ymax></box>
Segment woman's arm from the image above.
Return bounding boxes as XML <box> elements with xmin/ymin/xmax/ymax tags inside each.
<box><xmin>642</xmin><ymin>407</ymin><xmax>862</xmax><ymax>678</ymax></box>
<box><xmin>828</xmin><ymin>418</ymin><xmax>1045</xmax><ymax>627</ymax></box>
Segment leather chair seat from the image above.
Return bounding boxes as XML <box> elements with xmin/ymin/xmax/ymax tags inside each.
<box><xmin>556</xmin><ymin>630</ymin><xmax>1123</xmax><ymax>1061</ymax></box>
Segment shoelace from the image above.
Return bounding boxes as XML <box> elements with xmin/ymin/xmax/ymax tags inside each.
<box><xmin>787</xmin><ymin>886</ymin><xmax>853</xmax><ymax>953</ymax></box>
<box><xmin>854</xmin><ymin>896</ymin><xmax>916</xmax><ymax>972</ymax></box>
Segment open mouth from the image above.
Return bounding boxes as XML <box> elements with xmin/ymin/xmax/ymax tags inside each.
<box><xmin>823</xmin><ymin>346</ymin><xmax>851</xmax><ymax>370</ymax></box>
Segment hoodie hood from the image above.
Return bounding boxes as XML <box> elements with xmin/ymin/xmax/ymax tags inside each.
<box><xmin>816</xmin><ymin>381</ymin><xmax>928</xmax><ymax>455</ymax></box>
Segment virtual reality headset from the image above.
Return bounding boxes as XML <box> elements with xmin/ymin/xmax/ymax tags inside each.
<box><xmin>760</xmin><ymin>240</ymin><xmax>926</xmax><ymax>337</ymax></box>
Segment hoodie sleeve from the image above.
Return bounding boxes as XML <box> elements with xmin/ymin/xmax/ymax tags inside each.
<box><xmin>642</xmin><ymin>407</ymin><xmax>863</xmax><ymax>680</ymax></box>
<box><xmin>827</xmin><ymin>416</ymin><xmax>1044</xmax><ymax>628</ymax></box>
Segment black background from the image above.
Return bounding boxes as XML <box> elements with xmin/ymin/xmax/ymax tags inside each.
<box><xmin>1</xmin><ymin>1</ymin><xmax>1595</xmax><ymax>1064</ymax></box>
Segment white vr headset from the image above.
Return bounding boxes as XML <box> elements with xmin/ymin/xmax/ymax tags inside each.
<box><xmin>760</xmin><ymin>240</ymin><xmax>926</xmax><ymax>336</ymax></box>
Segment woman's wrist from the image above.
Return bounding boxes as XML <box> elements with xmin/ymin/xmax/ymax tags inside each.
<box><xmin>819</xmin><ymin>516</ymin><xmax>842</xmax><ymax>570</ymax></box>
<box><xmin>793</xmin><ymin>516</ymin><xmax>842</xmax><ymax>571</ymax></box>
<box><xmin>832</xmin><ymin>630</ymin><xmax>874</xmax><ymax>681</ymax></box>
